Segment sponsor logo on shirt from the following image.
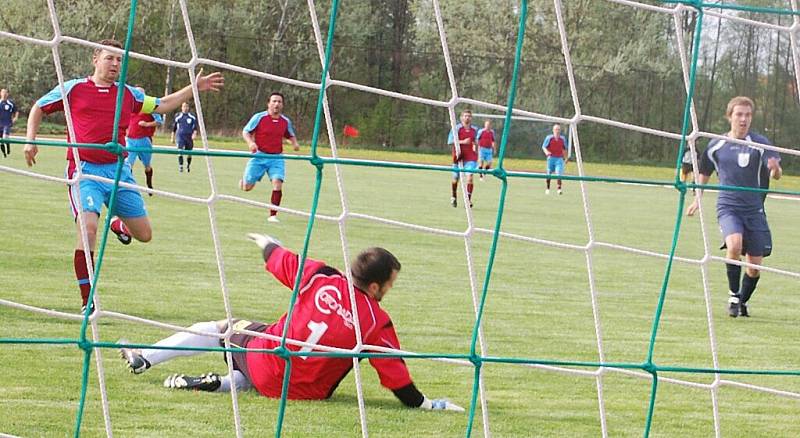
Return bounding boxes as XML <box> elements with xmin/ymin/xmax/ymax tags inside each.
<box><xmin>314</xmin><ymin>285</ymin><xmax>355</xmax><ymax>329</ymax></box>
<box><xmin>738</xmin><ymin>152</ymin><xmax>750</xmax><ymax>168</ymax></box>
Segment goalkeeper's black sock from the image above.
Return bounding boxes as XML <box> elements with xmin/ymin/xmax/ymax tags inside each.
<box><xmin>726</xmin><ymin>263</ymin><xmax>741</xmax><ymax>296</ymax></box>
<box><xmin>546</xmin><ymin>178</ymin><xmax>551</xmax><ymax>189</ymax></box>
<box><xmin>740</xmin><ymin>273</ymin><xmax>760</xmax><ymax>304</ymax></box>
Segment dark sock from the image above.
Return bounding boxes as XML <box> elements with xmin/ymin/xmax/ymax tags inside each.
<box><xmin>451</xmin><ymin>181</ymin><xmax>457</xmax><ymax>198</ymax></box>
<box><xmin>726</xmin><ymin>263</ymin><xmax>742</xmax><ymax>296</ymax></box>
<box><xmin>187</xmin><ymin>156</ymin><xmax>192</xmax><ymax>170</ymax></box>
<box><xmin>179</xmin><ymin>155</ymin><xmax>184</xmax><ymax>166</ymax></box>
<box><xmin>74</xmin><ymin>250</ymin><xmax>95</xmax><ymax>307</ymax></box>
<box><xmin>740</xmin><ymin>274</ymin><xmax>760</xmax><ymax>304</ymax></box>
<box><xmin>145</xmin><ymin>168</ymin><xmax>153</xmax><ymax>189</ymax></box>
<box><xmin>467</xmin><ymin>183</ymin><xmax>473</xmax><ymax>200</ymax></box>
<box><xmin>558</xmin><ymin>180</ymin><xmax>562</xmax><ymax>190</ymax></box>
<box><xmin>546</xmin><ymin>178</ymin><xmax>551</xmax><ymax>189</ymax></box>
<box><xmin>270</xmin><ymin>190</ymin><xmax>283</xmax><ymax>216</ymax></box>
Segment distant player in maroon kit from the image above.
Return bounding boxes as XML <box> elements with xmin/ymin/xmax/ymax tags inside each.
<box><xmin>23</xmin><ymin>39</ymin><xmax>224</xmax><ymax>313</ymax></box>
<box><xmin>447</xmin><ymin>109</ymin><xmax>479</xmax><ymax>208</ymax></box>
<box><xmin>125</xmin><ymin>86</ymin><xmax>164</xmax><ymax>195</ymax></box>
<box><xmin>120</xmin><ymin>233</ymin><xmax>464</xmax><ymax>411</ymax></box>
<box><xmin>476</xmin><ymin>120</ymin><xmax>496</xmax><ymax>181</ymax></box>
<box><xmin>541</xmin><ymin>123</ymin><xmax>569</xmax><ymax>195</ymax></box>
<box><xmin>240</xmin><ymin>92</ymin><xmax>300</xmax><ymax>223</ymax></box>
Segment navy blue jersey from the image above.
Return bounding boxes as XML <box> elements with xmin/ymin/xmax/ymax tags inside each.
<box><xmin>0</xmin><ymin>99</ymin><xmax>17</xmax><ymax>125</ymax></box>
<box><xmin>698</xmin><ymin>132</ymin><xmax>779</xmax><ymax>214</ymax></box>
<box><xmin>172</xmin><ymin>112</ymin><xmax>198</xmax><ymax>142</ymax></box>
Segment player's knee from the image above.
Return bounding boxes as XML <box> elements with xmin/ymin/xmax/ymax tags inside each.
<box><xmin>745</xmin><ymin>267</ymin><xmax>760</xmax><ymax>277</ymax></box>
<box><xmin>132</xmin><ymin>226</ymin><xmax>152</xmax><ymax>243</ymax></box>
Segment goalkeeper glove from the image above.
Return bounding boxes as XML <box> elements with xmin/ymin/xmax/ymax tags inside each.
<box><xmin>246</xmin><ymin>233</ymin><xmax>282</xmax><ymax>261</ymax></box>
<box><xmin>420</xmin><ymin>397</ymin><xmax>465</xmax><ymax>412</ymax></box>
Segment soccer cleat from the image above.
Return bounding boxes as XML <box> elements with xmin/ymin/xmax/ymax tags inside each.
<box><xmin>450</xmin><ymin>197</ymin><xmax>457</xmax><ymax>208</ymax></box>
<box><xmin>557</xmin><ymin>189</ymin><xmax>563</xmax><ymax>195</ymax></box>
<box><xmin>267</xmin><ymin>215</ymin><xmax>280</xmax><ymax>223</ymax></box>
<box><xmin>119</xmin><ymin>339</ymin><xmax>151</xmax><ymax>374</ymax></box>
<box><xmin>163</xmin><ymin>373</ymin><xmax>221</xmax><ymax>392</ymax></box>
<box><xmin>187</xmin><ymin>165</ymin><xmax>191</xmax><ymax>173</ymax></box>
<box><xmin>727</xmin><ymin>293</ymin><xmax>740</xmax><ymax>318</ymax></box>
<box><xmin>479</xmin><ymin>175</ymin><xmax>484</xmax><ymax>181</ymax></box>
<box><xmin>110</xmin><ymin>218</ymin><xmax>132</xmax><ymax>245</ymax></box>
<box><xmin>80</xmin><ymin>303</ymin><xmax>96</xmax><ymax>316</ymax></box>
<box><xmin>545</xmin><ymin>189</ymin><xmax>550</xmax><ymax>195</ymax></box>
<box><xmin>179</xmin><ymin>165</ymin><xmax>183</xmax><ymax>173</ymax></box>
<box><xmin>739</xmin><ymin>303</ymin><xmax>749</xmax><ymax>317</ymax></box>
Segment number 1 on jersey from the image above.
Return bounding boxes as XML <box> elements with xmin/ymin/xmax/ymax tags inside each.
<box><xmin>299</xmin><ymin>320</ymin><xmax>328</xmax><ymax>360</ymax></box>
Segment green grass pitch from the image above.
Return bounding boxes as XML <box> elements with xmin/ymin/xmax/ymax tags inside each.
<box><xmin>1</xmin><ymin>141</ymin><xmax>799</xmax><ymax>437</ymax></box>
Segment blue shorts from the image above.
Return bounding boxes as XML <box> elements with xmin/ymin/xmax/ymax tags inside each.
<box><xmin>718</xmin><ymin>210</ymin><xmax>772</xmax><ymax>257</ymax></box>
<box><xmin>546</xmin><ymin>156</ymin><xmax>565</xmax><ymax>176</ymax></box>
<box><xmin>452</xmin><ymin>160</ymin><xmax>478</xmax><ymax>179</ymax></box>
<box><xmin>0</xmin><ymin>124</ymin><xmax>10</xmax><ymax>136</ymax></box>
<box><xmin>479</xmin><ymin>147</ymin><xmax>493</xmax><ymax>163</ymax></box>
<box><xmin>67</xmin><ymin>161</ymin><xmax>147</xmax><ymax>219</ymax></box>
<box><xmin>125</xmin><ymin>137</ymin><xmax>153</xmax><ymax>167</ymax></box>
<box><xmin>244</xmin><ymin>156</ymin><xmax>286</xmax><ymax>184</ymax></box>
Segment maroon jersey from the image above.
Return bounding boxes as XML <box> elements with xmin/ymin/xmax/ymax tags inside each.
<box><xmin>243</xmin><ymin>112</ymin><xmax>297</xmax><ymax>154</ymax></box>
<box><xmin>543</xmin><ymin>134</ymin><xmax>567</xmax><ymax>158</ymax></box>
<box><xmin>245</xmin><ymin>246</ymin><xmax>414</xmax><ymax>399</ymax></box>
<box><xmin>448</xmin><ymin>123</ymin><xmax>479</xmax><ymax>162</ymax></box>
<box><xmin>36</xmin><ymin>77</ymin><xmax>157</xmax><ymax>164</ymax></box>
<box><xmin>127</xmin><ymin>113</ymin><xmax>159</xmax><ymax>139</ymax></box>
<box><xmin>477</xmin><ymin>128</ymin><xmax>495</xmax><ymax>148</ymax></box>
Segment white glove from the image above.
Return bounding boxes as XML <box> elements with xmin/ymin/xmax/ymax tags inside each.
<box><xmin>420</xmin><ymin>397</ymin><xmax>465</xmax><ymax>412</ymax></box>
<box><xmin>246</xmin><ymin>233</ymin><xmax>282</xmax><ymax>250</ymax></box>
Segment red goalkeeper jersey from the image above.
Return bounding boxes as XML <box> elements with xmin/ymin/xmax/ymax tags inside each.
<box><xmin>244</xmin><ymin>246</ymin><xmax>414</xmax><ymax>399</ymax></box>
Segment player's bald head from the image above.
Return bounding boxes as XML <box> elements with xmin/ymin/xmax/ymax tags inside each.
<box><xmin>552</xmin><ymin>124</ymin><xmax>561</xmax><ymax>135</ymax></box>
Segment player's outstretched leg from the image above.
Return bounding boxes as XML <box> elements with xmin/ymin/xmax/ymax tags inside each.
<box><xmin>120</xmin><ymin>321</ymin><xmax>223</xmax><ymax>374</ymax></box>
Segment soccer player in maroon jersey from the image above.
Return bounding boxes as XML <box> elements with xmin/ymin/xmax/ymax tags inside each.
<box><xmin>126</xmin><ymin>87</ymin><xmax>163</xmax><ymax>194</ymax></box>
<box><xmin>541</xmin><ymin>124</ymin><xmax>569</xmax><ymax>195</ymax></box>
<box><xmin>23</xmin><ymin>39</ymin><xmax>224</xmax><ymax>312</ymax></box>
<box><xmin>120</xmin><ymin>234</ymin><xmax>463</xmax><ymax>411</ymax></box>
<box><xmin>240</xmin><ymin>92</ymin><xmax>300</xmax><ymax>223</ymax></box>
<box><xmin>448</xmin><ymin>109</ymin><xmax>479</xmax><ymax>208</ymax></box>
<box><xmin>476</xmin><ymin>119</ymin><xmax>496</xmax><ymax>181</ymax></box>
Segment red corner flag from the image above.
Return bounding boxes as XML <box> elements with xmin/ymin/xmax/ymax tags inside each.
<box><xmin>343</xmin><ymin>124</ymin><xmax>360</xmax><ymax>138</ymax></box>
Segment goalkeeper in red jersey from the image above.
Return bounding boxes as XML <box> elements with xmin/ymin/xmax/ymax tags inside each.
<box><xmin>120</xmin><ymin>234</ymin><xmax>463</xmax><ymax>411</ymax></box>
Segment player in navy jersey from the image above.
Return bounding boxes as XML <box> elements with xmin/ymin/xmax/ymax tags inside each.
<box><xmin>126</xmin><ymin>87</ymin><xmax>163</xmax><ymax>195</ymax></box>
<box><xmin>476</xmin><ymin>120</ymin><xmax>496</xmax><ymax>181</ymax></box>
<box><xmin>541</xmin><ymin>124</ymin><xmax>569</xmax><ymax>195</ymax></box>
<box><xmin>23</xmin><ymin>39</ymin><xmax>224</xmax><ymax>312</ymax></box>
<box><xmin>687</xmin><ymin>96</ymin><xmax>782</xmax><ymax>318</ymax></box>
<box><xmin>240</xmin><ymin>92</ymin><xmax>300</xmax><ymax>223</ymax></box>
<box><xmin>0</xmin><ymin>88</ymin><xmax>19</xmax><ymax>158</ymax></box>
<box><xmin>120</xmin><ymin>234</ymin><xmax>463</xmax><ymax>411</ymax></box>
<box><xmin>448</xmin><ymin>109</ymin><xmax>479</xmax><ymax>208</ymax></box>
<box><xmin>171</xmin><ymin>102</ymin><xmax>198</xmax><ymax>172</ymax></box>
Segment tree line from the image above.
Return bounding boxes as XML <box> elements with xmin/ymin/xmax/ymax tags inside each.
<box><xmin>0</xmin><ymin>0</ymin><xmax>796</xmax><ymax>170</ymax></box>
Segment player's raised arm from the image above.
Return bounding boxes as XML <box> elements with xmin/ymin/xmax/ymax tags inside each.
<box><xmin>247</xmin><ymin>233</ymin><xmax>325</xmax><ymax>290</ymax></box>
<box><xmin>23</xmin><ymin>104</ymin><xmax>44</xmax><ymax>166</ymax></box>
<box><xmin>155</xmin><ymin>69</ymin><xmax>224</xmax><ymax>114</ymax></box>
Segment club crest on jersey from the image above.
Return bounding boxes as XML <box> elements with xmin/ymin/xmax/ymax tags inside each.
<box><xmin>314</xmin><ymin>285</ymin><xmax>354</xmax><ymax>328</ymax></box>
<box><xmin>738</xmin><ymin>152</ymin><xmax>750</xmax><ymax>168</ymax></box>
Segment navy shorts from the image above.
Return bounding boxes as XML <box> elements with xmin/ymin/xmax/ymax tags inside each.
<box><xmin>222</xmin><ymin>319</ymin><xmax>268</xmax><ymax>382</ymax></box>
<box><xmin>718</xmin><ymin>210</ymin><xmax>772</xmax><ymax>257</ymax></box>
<box><xmin>0</xmin><ymin>124</ymin><xmax>10</xmax><ymax>136</ymax></box>
<box><xmin>177</xmin><ymin>139</ymin><xmax>194</xmax><ymax>151</ymax></box>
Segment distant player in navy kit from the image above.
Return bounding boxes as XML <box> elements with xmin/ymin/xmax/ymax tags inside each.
<box><xmin>171</xmin><ymin>102</ymin><xmax>198</xmax><ymax>172</ymax></box>
<box><xmin>240</xmin><ymin>92</ymin><xmax>300</xmax><ymax>223</ymax></box>
<box><xmin>0</xmin><ymin>88</ymin><xmax>19</xmax><ymax>158</ymax></box>
<box><xmin>687</xmin><ymin>96</ymin><xmax>782</xmax><ymax>318</ymax></box>
<box><xmin>476</xmin><ymin>120</ymin><xmax>496</xmax><ymax>181</ymax></box>
<box><xmin>541</xmin><ymin>124</ymin><xmax>569</xmax><ymax>195</ymax></box>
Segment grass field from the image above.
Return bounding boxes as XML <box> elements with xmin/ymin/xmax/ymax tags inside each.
<box><xmin>2</xmin><ymin>141</ymin><xmax>800</xmax><ymax>437</ymax></box>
